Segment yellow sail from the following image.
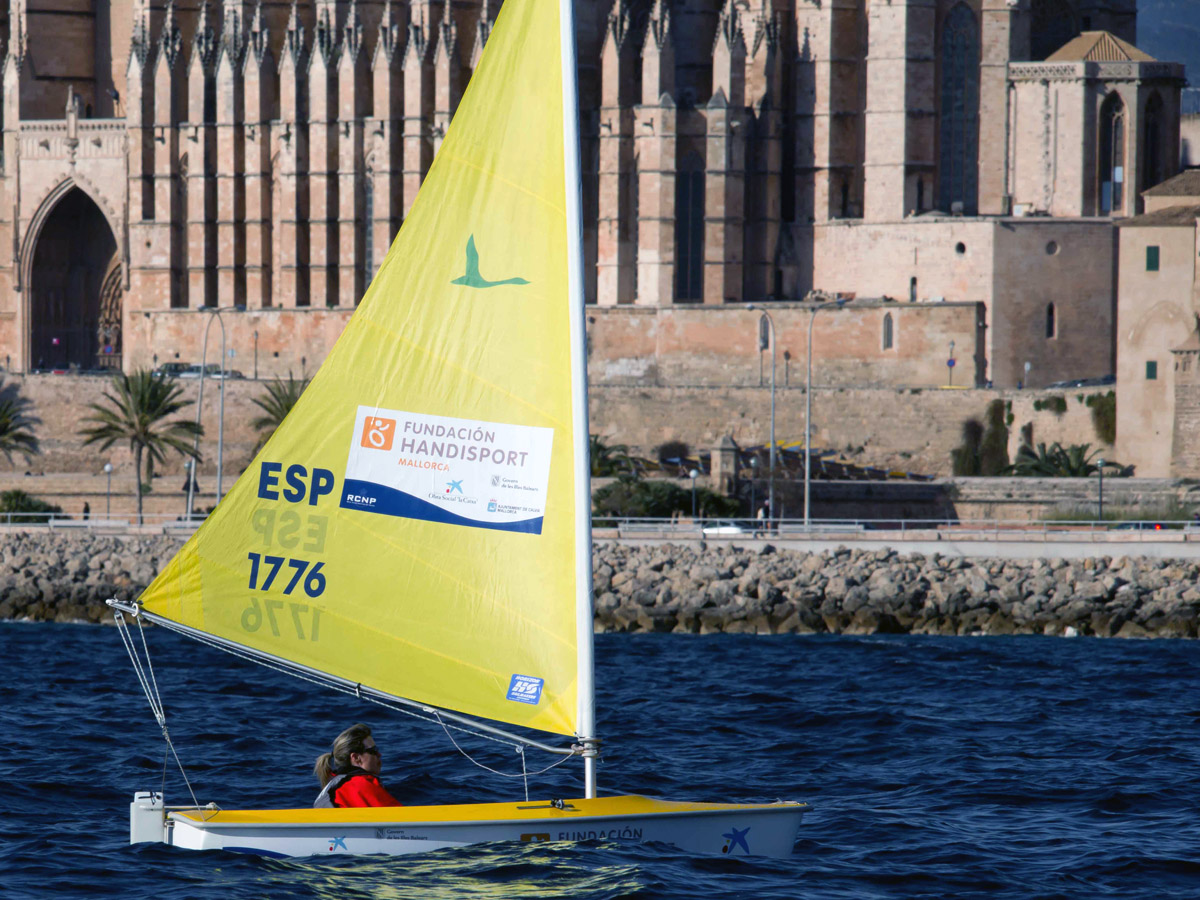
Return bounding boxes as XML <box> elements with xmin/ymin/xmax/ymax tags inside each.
<box><xmin>138</xmin><ymin>0</ymin><xmax>580</xmax><ymax>737</ymax></box>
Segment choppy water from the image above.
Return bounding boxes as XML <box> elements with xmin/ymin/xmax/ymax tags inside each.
<box><xmin>3</xmin><ymin>623</ymin><xmax>1200</xmax><ymax>898</ymax></box>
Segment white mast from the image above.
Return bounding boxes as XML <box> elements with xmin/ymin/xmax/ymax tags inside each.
<box><xmin>560</xmin><ymin>0</ymin><xmax>597</xmax><ymax>798</ymax></box>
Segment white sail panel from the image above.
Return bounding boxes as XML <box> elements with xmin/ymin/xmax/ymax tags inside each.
<box><xmin>138</xmin><ymin>0</ymin><xmax>580</xmax><ymax>737</ymax></box>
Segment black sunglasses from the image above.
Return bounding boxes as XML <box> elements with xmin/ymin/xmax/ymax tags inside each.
<box><xmin>357</xmin><ymin>746</ymin><xmax>380</xmax><ymax>757</ymax></box>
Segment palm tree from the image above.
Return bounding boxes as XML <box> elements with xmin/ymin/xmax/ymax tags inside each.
<box><xmin>79</xmin><ymin>370</ymin><xmax>202</xmax><ymax>524</ymax></box>
<box><xmin>1006</xmin><ymin>441</ymin><xmax>1114</xmax><ymax>478</ymax></box>
<box><xmin>0</xmin><ymin>379</ymin><xmax>38</xmax><ymax>464</ymax></box>
<box><xmin>589</xmin><ymin>434</ymin><xmax>650</xmax><ymax>478</ymax></box>
<box><xmin>251</xmin><ymin>374</ymin><xmax>311</xmax><ymax>450</ymax></box>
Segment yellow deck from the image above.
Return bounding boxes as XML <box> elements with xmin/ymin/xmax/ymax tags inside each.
<box><xmin>171</xmin><ymin>795</ymin><xmax>806</xmax><ymax>827</ymax></box>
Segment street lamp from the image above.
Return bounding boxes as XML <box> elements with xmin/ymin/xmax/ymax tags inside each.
<box><xmin>187</xmin><ymin>307</ymin><xmax>228</xmax><ymax>521</ymax></box>
<box><xmin>748</xmin><ymin>455</ymin><xmax>758</xmax><ymax>517</ymax></box>
<box><xmin>103</xmin><ymin>461</ymin><xmax>113</xmax><ymax>518</ymax></box>
<box><xmin>253</xmin><ymin>330</ymin><xmax>259</xmax><ymax>380</ymax></box>
<box><xmin>947</xmin><ymin>339</ymin><xmax>956</xmax><ymax>387</ymax></box>
<box><xmin>689</xmin><ymin>468</ymin><xmax>699</xmax><ymax>518</ymax></box>
<box><xmin>747</xmin><ymin>305</ymin><xmax>777</xmax><ymax>526</ymax></box>
<box><xmin>1097</xmin><ymin>457</ymin><xmax>1106</xmax><ymax>521</ymax></box>
<box><xmin>802</xmin><ymin>298</ymin><xmax>849</xmax><ymax>528</ymax></box>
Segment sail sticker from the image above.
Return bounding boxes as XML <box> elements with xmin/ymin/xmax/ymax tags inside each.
<box><xmin>506</xmin><ymin>674</ymin><xmax>544</xmax><ymax>705</ymax></box>
<box><xmin>342</xmin><ymin>406</ymin><xmax>554</xmax><ymax>534</ymax></box>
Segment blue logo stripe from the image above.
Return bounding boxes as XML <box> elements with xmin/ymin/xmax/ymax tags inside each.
<box><xmin>340</xmin><ymin>478</ymin><xmax>544</xmax><ymax>534</ymax></box>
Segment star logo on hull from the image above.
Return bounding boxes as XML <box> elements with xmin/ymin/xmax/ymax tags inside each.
<box><xmin>721</xmin><ymin>825</ymin><xmax>751</xmax><ymax>855</ymax></box>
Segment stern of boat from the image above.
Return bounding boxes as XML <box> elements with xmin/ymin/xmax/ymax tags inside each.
<box><xmin>130</xmin><ymin>791</ymin><xmax>168</xmax><ymax>845</ymax></box>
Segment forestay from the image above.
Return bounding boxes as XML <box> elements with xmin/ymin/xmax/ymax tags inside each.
<box><xmin>136</xmin><ymin>0</ymin><xmax>586</xmax><ymax>739</ymax></box>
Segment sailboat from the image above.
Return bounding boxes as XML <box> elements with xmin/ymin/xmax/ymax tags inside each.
<box><xmin>111</xmin><ymin>0</ymin><xmax>806</xmax><ymax>858</ymax></box>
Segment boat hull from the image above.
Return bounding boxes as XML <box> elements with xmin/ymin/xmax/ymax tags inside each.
<box><xmin>143</xmin><ymin>794</ymin><xmax>807</xmax><ymax>859</ymax></box>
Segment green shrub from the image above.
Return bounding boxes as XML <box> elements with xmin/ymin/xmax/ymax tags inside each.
<box><xmin>1085</xmin><ymin>391</ymin><xmax>1116</xmax><ymax>445</ymax></box>
<box><xmin>592</xmin><ymin>477</ymin><xmax>738</xmax><ymax>518</ymax></box>
<box><xmin>979</xmin><ymin>399</ymin><xmax>1010</xmax><ymax>475</ymax></box>
<box><xmin>0</xmin><ymin>490</ymin><xmax>62</xmax><ymax>517</ymax></box>
<box><xmin>1032</xmin><ymin>395</ymin><xmax>1068</xmax><ymax>416</ymax></box>
<box><xmin>951</xmin><ymin>418</ymin><xmax>984</xmax><ymax>476</ymax></box>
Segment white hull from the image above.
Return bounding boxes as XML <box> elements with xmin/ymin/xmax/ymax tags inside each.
<box><xmin>131</xmin><ymin>793</ymin><xmax>807</xmax><ymax>859</ymax></box>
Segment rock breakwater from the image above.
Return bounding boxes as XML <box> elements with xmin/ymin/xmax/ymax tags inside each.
<box><xmin>0</xmin><ymin>532</ymin><xmax>185</xmax><ymax>623</ymax></box>
<box><xmin>592</xmin><ymin>542</ymin><xmax>1200</xmax><ymax>638</ymax></box>
<box><xmin>3</xmin><ymin>532</ymin><xmax>1200</xmax><ymax>638</ymax></box>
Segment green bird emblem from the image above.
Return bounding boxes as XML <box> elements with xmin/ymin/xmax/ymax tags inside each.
<box><xmin>451</xmin><ymin>235</ymin><xmax>530</xmax><ymax>288</ymax></box>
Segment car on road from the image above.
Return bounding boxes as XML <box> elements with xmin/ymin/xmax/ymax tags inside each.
<box><xmin>1046</xmin><ymin>374</ymin><xmax>1115</xmax><ymax>389</ymax></box>
<box><xmin>153</xmin><ymin>362</ymin><xmax>193</xmax><ymax>378</ymax></box>
<box><xmin>177</xmin><ymin>364</ymin><xmax>243</xmax><ymax>379</ymax></box>
<box><xmin>701</xmin><ymin>520</ymin><xmax>750</xmax><ymax>536</ymax></box>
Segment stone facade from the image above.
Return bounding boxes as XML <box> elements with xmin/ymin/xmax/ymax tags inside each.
<box><xmin>1113</xmin><ymin>171</ymin><xmax>1200</xmax><ymax>477</ymax></box>
<box><xmin>0</xmin><ymin>0</ymin><xmax>1180</xmax><ymax>395</ymax></box>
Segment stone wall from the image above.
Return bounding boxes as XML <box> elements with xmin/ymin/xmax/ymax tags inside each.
<box><xmin>586</xmin><ymin>302</ymin><xmax>985</xmax><ymax>390</ymax></box>
<box><xmin>592</xmin><ymin>384</ymin><xmax>1113</xmax><ymax>477</ymax></box>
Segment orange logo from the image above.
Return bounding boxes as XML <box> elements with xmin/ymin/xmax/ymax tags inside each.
<box><xmin>361</xmin><ymin>416</ymin><xmax>396</xmax><ymax>451</ymax></box>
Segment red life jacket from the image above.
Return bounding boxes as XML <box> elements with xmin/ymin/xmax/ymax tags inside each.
<box><xmin>314</xmin><ymin>769</ymin><xmax>402</xmax><ymax>808</ymax></box>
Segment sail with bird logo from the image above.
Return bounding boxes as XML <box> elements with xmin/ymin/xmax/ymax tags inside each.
<box><xmin>134</xmin><ymin>0</ymin><xmax>590</xmax><ymax>741</ymax></box>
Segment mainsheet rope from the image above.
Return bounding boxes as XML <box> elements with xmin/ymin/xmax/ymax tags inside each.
<box><xmin>137</xmin><ymin>611</ymin><xmax>586</xmax><ymax>789</ymax></box>
<box><xmin>114</xmin><ymin>612</ymin><xmax>204</xmax><ymax>812</ymax></box>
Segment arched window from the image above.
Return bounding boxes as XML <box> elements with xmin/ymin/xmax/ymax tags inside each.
<box><xmin>674</xmin><ymin>152</ymin><xmax>705</xmax><ymax>301</ymax></box>
<box><xmin>1143</xmin><ymin>92</ymin><xmax>1164</xmax><ymax>192</ymax></box>
<box><xmin>1099</xmin><ymin>93</ymin><xmax>1125</xmax><ymax>214</ymax></box>
<box><xmin>939</xmin><ymin>4</ymin><xmax>980</xmax><ymax>214</ymax></box>
<box><xmin>882</xmin><ymin>312</ymin><xmax>894</xmax><ymax>350</ymax></box>
<box><xmin>1046</xmin><ymin>302</ymin><xmax>1056</xmax><ymax>339</ymax></box>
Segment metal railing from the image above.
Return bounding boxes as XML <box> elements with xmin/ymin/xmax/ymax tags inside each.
<box><xmin>0</xmin><ymin>511</ymin><xmax>204</xmax><ymax>535</ymax></box>
<box><xmin>593</xmin><ymin>516</ymin><xmax>1200</xmax><ymax>541</ymax></box>
<box><xmin>0</xmin><ymin>512</ymin><xmax>1191</xmax><ymax>541</ymax></box>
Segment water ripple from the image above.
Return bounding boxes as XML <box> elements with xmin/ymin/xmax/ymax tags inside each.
<box><xmin>5</xmin><ymin>625</ymin><xmax>1200</xmax><ymax>898</ymax></box>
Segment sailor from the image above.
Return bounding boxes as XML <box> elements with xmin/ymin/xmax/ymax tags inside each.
<box><xmin>313</xmin><ymin>723</ymin><xmax>403</xmax><ymax>808</ymax></box>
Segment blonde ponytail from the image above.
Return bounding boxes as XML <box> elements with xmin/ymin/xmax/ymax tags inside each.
<box><xmin>313</xmin><ymin>752</ymin><xmax>336</xmax><ymax>787</ymax></box>
<box><xmin>314</xmin><ymin>723</ymin><xmax>373</xmax><ymax>785</ymax></box>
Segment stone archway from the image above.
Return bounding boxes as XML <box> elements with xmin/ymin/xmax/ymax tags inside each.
<box><xmin>29</xmin><ymin>187</ymin><xmax>120</xmax><ymax>371</ymax></box>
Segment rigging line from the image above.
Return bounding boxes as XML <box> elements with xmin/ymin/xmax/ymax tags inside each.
<box><xmin>432</xmin><ymin>711</ymin><xmax>575</xmax><ymax>784</ymax></box>
<box><xmin>114</xmin><ymin>614</ymin><xmax>203</xmax><ymax>812</ymax></box>
<box><xmin>149</xmin><ymin>616</ymin><xmax>565</xmax><ymax>757</ymax></box>
<box><xmin>115</xmin><ymin>613</ymin><xmax>164</xmax><ymax>726</ymax></box>
<box><xmin>139</xmin><ymin>609</ymin><xmax>575</xmax><ymax>756</ymax></box>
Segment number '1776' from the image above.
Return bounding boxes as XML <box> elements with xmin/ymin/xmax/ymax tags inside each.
<box><xmin>247</xmin><ymin>552</ymin><xmax>326</xmax><ymax>597</ymax></box>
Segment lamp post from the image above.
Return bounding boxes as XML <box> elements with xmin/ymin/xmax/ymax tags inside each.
<box><xmin>1097</xmin><ymin>457</ymin><xmax>1105</xmax><ymax>521</ymax></box>
<box><xmin>748</xmin><ymin>455</ymin><xmax>758</xmax><ymax>517</ymax></box>
<box><xmin>689</xmin><ymin>468</ymin><xmax>699</xmax><ymax>519</ymax></box>
<box><xmin>187</xmin><ymin>308</ymin><xmax>228</xmax><ymax>521</ymax></box>
<box><xmin>253</xmin><ymin>330</ymin><xmax>259</xmax><ymax>380</ymax></box>
<box><xmin>747</xmin><ymin>305</ymin><xmax>777</xmax><ymax>527</ymax></box>
<box><xmin>947</xmin><ymin>339</ymin><xmax>956</xmax><ymax>387</ymax></box>
<box><xmin>802</xmin><ymin>298</ymin><xmax>848</xmax><ymax>528</ymax></box>
<box><xmin>103</xmin><ymin>461</ymin><xmax>113</xmax><ymax>518</ymax></box>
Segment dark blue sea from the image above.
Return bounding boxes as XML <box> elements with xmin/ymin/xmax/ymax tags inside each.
<box><xmin>3</xmin><ymin>623</ymin><xmax>1200</xmax><ymax>899</ymax></box>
